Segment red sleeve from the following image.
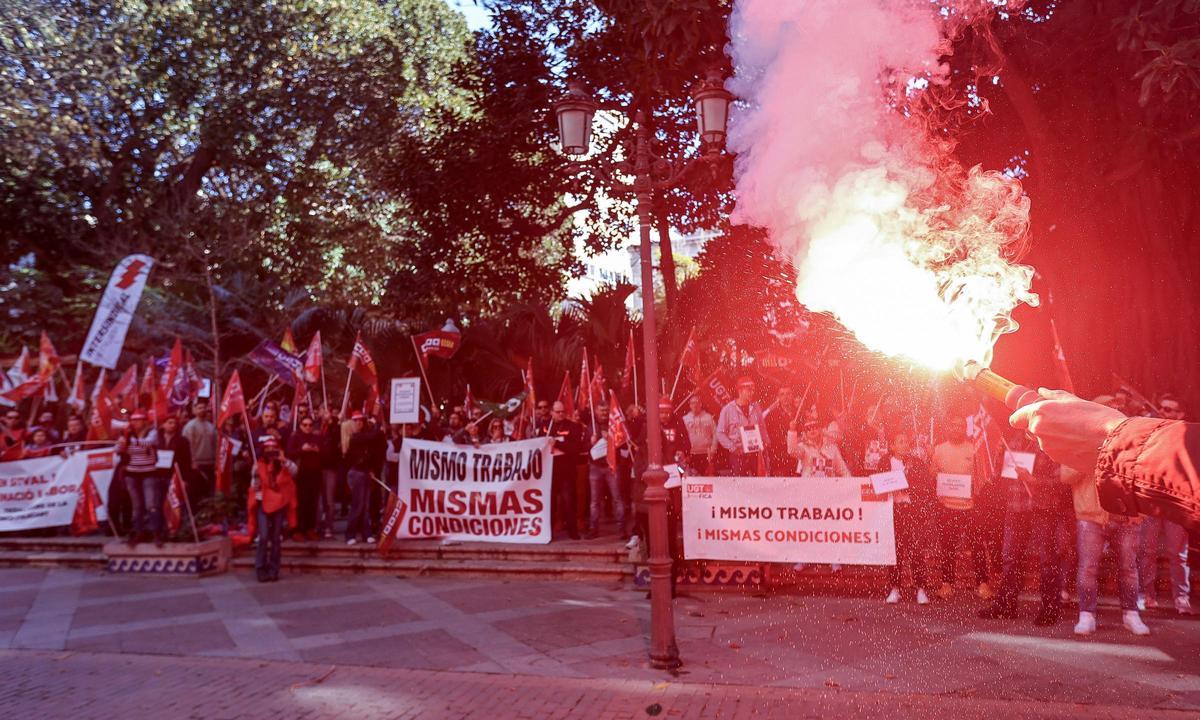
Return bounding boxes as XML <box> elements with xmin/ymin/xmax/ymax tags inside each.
<box><xmin>1095</xmin><ymin>417</ymin><xmax>1200</xmax><ymax>530</ymax></box>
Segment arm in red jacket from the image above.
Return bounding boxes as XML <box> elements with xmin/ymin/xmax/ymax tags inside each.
<box><xmin>1095</xmin><ymin>417</ymin><xmax>1200</xmax><ymax>531</ymax></box>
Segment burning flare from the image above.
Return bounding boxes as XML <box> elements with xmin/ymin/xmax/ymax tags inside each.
<box><xmin>728</xmin><ymin>0</ymin><xmax>1038</xmax><ymax>371</ymax></box>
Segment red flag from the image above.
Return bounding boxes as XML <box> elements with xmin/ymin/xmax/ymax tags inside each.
<box><xmin>37</xmin><ymin>332</ymin><xmax>60</xmax><ymax>378</ymax></box>
<box><xmin>0</xmin><ymin>374</ymin><xmax>46</xmax><ymax>404</ymax></box>
<box><xmin>164</xmin><ymin>464</ymin><xmax>186</xmax><ymax>535</ymax></box>
<box><xmin>180</xmin><ymin>349</ymin><xmax>204</xmax><ymax>404</ymax></box>
<box><xmin>111</xmin><ymin>364</ymin><xmax>139</xmax><ymax>412</ymax></box>
<box><xmin>0</xmin><ymin>429</ymin><xmax>25</xmax><ymax>461</ymax></box>
<box><xmin>138</xmin><ymin>362</ymin><xmax>156</xmax><ymax>410</ymax></box>
<box><xmin>215</xmin><ymin>434</ymin><xmax>235</xmax><ymax>496</ymax></box>
<box><xmin>156</xmin><ymin>338</ymin><xmax>184</xmax><ymax>421</ymax></box>
<box><xmin>87</xmin><ymin>370</ymin><xmax>113</xmax><ymax>441</ymax></box>
<box><xmin>590</xmin><ymin>362</ymin><xmax>607</xmax><ymax>405</ymax></box>
<box><xmin>349</xmin><ymin>334</ymin><xmax>378</xmax><ymax>389</ymax></box>
<box><xmin>683</xmin><ymin>327</ymin><xmax>702</xmax><ymax>382</ymax></box>
<box><xmin>218</xmin><ymin>370</ymin><xmax>246</xmax><ymax>427</ymax></box>
<box><xmin>606</xmin><ymin>390</ymin><xmax>627</xmax><ymax>471</ymax></box>
<box><xmin>71</xmin><ymin>471</ymin><xmax>104</xmax><ymax>536</ymax></box>
<box><xmin>302</xmin><ymin>331</ymin><xmax>323</xmax><ymax>384</ymax></box>
<box><xmin>378</xmin><ymin>492</ymin><xmax>408</xmax><ymax>554</ymax></box>
<box><xmin>621</xmin><ymin>329</ymin><xmax>636</xmax><ymax>396</ymax></box>
<box><xmin>413</xmin><ymin>324</ymin><xmax>462</xmax><ymax>370</ymax></box>
<box><xmin>577</xmin><ymin>350</ymin><xmax>592</xmax><ymax>412</ymax></box>
<box><xmin>280</xmin><ymin>327</ymin><xmax>299</xmax><ymax>355</ymax></box>
<box><xmin>463</xmin><ymin>384</ymin><xmax>478</xmax><ymax>416</ymax></box>
<box><xmin>67</xmin><ymin>361</ymin><xmax>86</xmax><ymax>412</ymax></box>
<box><xmin>557</xmin><ymin>371</ymin><xmax>575</xmax><ymax>417</ymax></box>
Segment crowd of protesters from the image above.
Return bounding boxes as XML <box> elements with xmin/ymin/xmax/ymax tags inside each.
<box><xmin>2</xmin><ymin>372</ymin><xmax>1194</xmax><ymax>622</ymax></box>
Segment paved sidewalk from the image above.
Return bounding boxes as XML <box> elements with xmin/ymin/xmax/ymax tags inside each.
<box><xmin>3</xmin><ymin>648</ymin><xmax>1198</xmax><ymax>720</ymax></box>
<box><xmin>1</xmin><ymin>567</ymin><xmax>1198</xmax><ymax>716</ymax></box>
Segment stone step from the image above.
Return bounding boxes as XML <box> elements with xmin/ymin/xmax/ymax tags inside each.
<box><xmin>230</xmin><ymin>554</ymin><xmax>633</xmax><ymax>582</ymax></box>
<box><xmin>271</xmin><ymin>539</ymin><xmax>630</xmax><ymax>564</ymax></box>
<box><xmin>0</xmin><ymin>536</ymin><xmax>108</xmax><ymax>554</ymax></box>
<box><xmin>0</xmin><ymin>549</ymin><xmax>107</xmax><ymax>568</ymax></box>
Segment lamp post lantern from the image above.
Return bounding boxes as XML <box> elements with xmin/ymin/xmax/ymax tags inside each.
<box><xmin>553</xmin><ymin>74</ymin><xmax>731</xmax><ymax>671</ymax></box>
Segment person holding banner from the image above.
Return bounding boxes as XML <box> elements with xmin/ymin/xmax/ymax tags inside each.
<box><xmin>683</xmin><ymin>395</ymin><xmax>717</xmax><ymax>475</ymax></box>
<box><xmin>932</xmin><ymin>412</ymin><xmax>994</xmax><ymax>601</ymax></box>
<box><xmin>883</xmin><ymin>430</ymin><xmax>934</xmax><ymax>605</ymax></box>
<box><xmin>116</xmin><ymin>411</ymin><xmax>159</xmax><ymax>547</ymax></box>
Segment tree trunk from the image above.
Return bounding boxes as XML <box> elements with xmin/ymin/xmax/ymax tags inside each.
<box><xmin>655</xmin><ymin>201</ymin><xmax>677</xmax><ymax>312</ymax></box>
<box><xmin>204</xmin><ymin>260</ymin><xmax>221</xmax><ymax>410</ymax></box>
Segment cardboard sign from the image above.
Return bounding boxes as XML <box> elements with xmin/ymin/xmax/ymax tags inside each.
<box><xmin>869</xmin><ymin>468</ymin><xmax>908</xmax><ymax>495</ymax></box>
<box><xmin>389</xmin><ymin>377</ymin><xmax>421</xmax><ymax>425</ymax></box>
<box><xmin>739</xmin><ymin>425</ymin><xmax>764</xmax><ymax>454</ymax></box>
<box><xmin>1000</xmin><ymin>451</ymin><xmax>1036</xmax><ymax>480</ymax></box>
<box><xmin>936</xmin><ymin>472</ymin><xmax>972</xmax><ymax>499</ymax></box>
<box><xmin>664</xmin><ymin>463</ymin><xmax>683</xmax><ymax>490</ymax></box>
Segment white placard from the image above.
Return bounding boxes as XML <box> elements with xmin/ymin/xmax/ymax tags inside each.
<box><xmin>389</xmin><ymin>377</ymin><xmax>421</xmax><ymax>424</ymax></box>
<box><xmin>739</xmin><ymin>425</ymin><xmax>764</xmax><ymax>453</ymax></box>
<box><xmin>936</xmin><ymin>472</ymin><xmax>972</xmax><ymax>499</ymax></box>
<box><xmin>589</xmin><ymin>438</ymin><xmax>608</xmax><ymax>461</ymax></box>
<box><xmin>869</xmin><ymin>469</ymin><xmax>908</xmax><ymax>495</ymax></box>
<box><xmin>155</xmin><ymin>450</ymin><xmax>175</xmax><ymax>470</ymax></box>
<box><xmin>664</xmin><ymin>463</ymin><xmax>683</xmax><ymax>490</ymax></box>
<box><xmin>683</xmin><ymin>476</ymin><xmax>895</xmax><ymax>565</ymax></box>
<box><xmin>1000</xmin><ymin>451</ymin><xmax>1036</xmax><ymax>480</ymax></box>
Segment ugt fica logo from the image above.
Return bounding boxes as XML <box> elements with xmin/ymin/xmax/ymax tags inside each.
<box><xmin>686</xmin><ymin>483</ymin><xmax>713</xmax><ymax>498</ymax></box>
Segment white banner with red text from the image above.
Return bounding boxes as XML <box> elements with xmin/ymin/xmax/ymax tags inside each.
<box><xmin>395</xmin><ymin>437</ymin><xmax>552</xmax><ymax>544</ymax></box>
<box><xmin>0</xmin><ymin>449</ymin><xmax>117</xmax><ymax>531</ymax></box>
<box><xmin>682</xmin><ymin>476</ymin><xmax>896</xmax><ymax>565</ymax></box>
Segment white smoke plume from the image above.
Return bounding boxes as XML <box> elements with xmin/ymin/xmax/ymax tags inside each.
<box><xmin>727</xmin><ymin>0</ymin><xmax>1038</xmax><ymax>371</ymax></box>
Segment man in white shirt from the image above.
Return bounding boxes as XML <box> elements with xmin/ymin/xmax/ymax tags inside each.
<box><xmin>682</xmin><ymin>395</ymin><xmax>717</xmax><ymax>474</ymax></box>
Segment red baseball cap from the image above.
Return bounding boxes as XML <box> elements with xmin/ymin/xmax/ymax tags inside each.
<box><xmin>350</xmin><ymin>411</ymin><xmax>365</xmax><ymax>420</ymax></box>
<box><xmin>736</xmin><ymin>376</ymin><xmax>755</xmax><ymax>389</ymax></box>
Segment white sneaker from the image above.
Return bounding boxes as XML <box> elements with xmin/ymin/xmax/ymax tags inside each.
<box><xmin>1073</xmin><ymin>611</ymin><xmax>1096</xmax><ymax>635</ymax></box>
<box><xmin>1175</xmin><ymin>597</ymin><xmax>1193</xmax><ymax>616</ymax></box>
<box><xmin>1123</xmin><ymin>610</ymin><xmax>1151</xmax><ymax>636</ymax></box>
<box><xmin>346</xmin><ymin>538</ymin><xmax>358</xmax><ymax>546</ymax></box>
<box><xmin>366</xmin><ymin>536</ymin><xmax>376</xmax><ymax>544</ymax></box>
<box><xmin>625</xmin><ymin>535</ymin><xmax>640</xmax><ymax>550</ymax></box>
<box><xmin>916</xmin><ymin>588</ymin><xmax>931</xmax><ymax>605</ymax></box>
<box><xmin>886</xmin><ymin>587</ymin><xmax>901</xmax><ymax>604</ymax></box>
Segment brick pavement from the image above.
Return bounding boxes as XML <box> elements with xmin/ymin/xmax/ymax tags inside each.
<box><xmin>2</xmin><ymin>567</ymin><xmax>1198</xmax><ymax>717</ymax></box>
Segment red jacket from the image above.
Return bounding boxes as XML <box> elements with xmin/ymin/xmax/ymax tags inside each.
<box><xmin>1095</xmin><ymin>417</ymin><xmax>1199</xmax><ymax>531</ymax></box>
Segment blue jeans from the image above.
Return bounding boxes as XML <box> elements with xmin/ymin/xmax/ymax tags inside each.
<box><xmin>997</xmin><ymin>509</ymin><xmax>1069</xmax><ymax>609</ymax></box>
<box><xmin>345</xmin><ymin>470</ymin><xmax>372</xmax><ymax>541</ymax></box>
<box><xmin>588</xmin><ymin>464</ymin><xmax>626</xmax><ymax>535</ymax></box>
<box><xmin>1139</xmin><ymin>516</ymin><xmax>1191</xmax><ymax>602</ymax></box>
<box><xmin>256</xmin><ymin>507</ymin><xmax>283</xmax><ymax>579</ymax></box>
<box><xmin>126</xmin><ymin>472</ymin><xmax>166</xmax><ymax>539</ymax></box>
<box><xmin>1077</xmin><ymin>519</ymin><xmax>1140</xmax><ymax>613</ymax></box>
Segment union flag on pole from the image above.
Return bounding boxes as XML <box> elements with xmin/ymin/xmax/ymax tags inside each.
<box><xmin>37</xmin><ymin>332</ymin><xmax>60</xmax><ymax>378</ymax></box>
<box><xmin>621</xmin><ymin>330</ymin><xmax>636</xmax><ymax>396</ymax></box>
<box><xmin>302</xmin><ymin>331</ymin><xmax>323</xmax><ymax>384</ymax></box>
<box><xmin>590</xmin><ymin>363</ymin><xmax>607</xmax><ymax>406</ymax></box>
<box><xmin>164</xmin><ymin>464</ymin><xmax>186</xmax><ymax>535</ymax></box>
<box><xmin>413</xmin><ymin>323</ymin><xmax>461</xmax><ymax>370</ymax></box>
<box><xmin>280</xmin><ymin>327</ymin><xmax>299</xmax><ymax>355</ymax></box>
<box><xmin>111</xmin><ymin>363</ymin><xmax>139</xmax><ymax>413</ymax></box>
<box><xmin>377</xmin><ymin>491</ymin><xmax>408</xmax><ymax>554</ymax></box>
<box><xmin>70</xmin><ymin>471</ymin><xmax>104</xmax><ymax>536</ymax></box>
<box><xmin>350</xmin><ymin>334</ymin><xmax>377</xmax><ymax>389</ymax></box>
<box><xmin>87</xmin><ymin>369</ymin><xmax>113</xmax><ymax>441</ymax></box>
<box><xmin>577</xmin><ymin>349</ymin><xmax>591</xmax><ymax>412</ymax></box>
<box><xmin>156</xmin><ymin>338</ymin><xmax>184</xmax><ymax>421</ymax></box>
<box><xmin>218</xmin><ymin>370</ymin><xmax>246</xmax><ymax>427</ymax></box>
<box><xmin>606</xmin><ymin>390</ymin><xmax>628</xmax><ymax>471</ymax></box>
<box><xmin>67</xmin><ymin>361</ymin><xmax>86</xmax><ymax>412</ymax></box>
<box><xmin>557</xmin><ymin>371</ymin><xmax>575</xmax><ymax>416</ymax></box>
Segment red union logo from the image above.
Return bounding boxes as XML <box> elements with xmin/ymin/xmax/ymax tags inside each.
<box><xmin>860</xmin><ymin>484</ymin><xmax>886</xmax><ymax>502</ymax></box>
<box><xmin>115</xmin><ymin>259</ymin><xmax>146</xmax><ymax>289</ymax></box>
<box><xmin>686</xmin><ymin>483</ymin><xmax>713</xmax><ymax>497</ymax></box>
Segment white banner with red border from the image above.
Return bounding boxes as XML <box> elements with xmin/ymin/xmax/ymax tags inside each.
<box><xmin>0</xmin><ymin>449</ymin><xmax>116</xmax><ymax>531</ymax></box>
<box><xmin>394</xmin><ymin>437</ymin><xmax>552</xmax><ymax>544</ymax></box>
<box><xmin>682</xmin><ymin>476</ymin><xmax>896</xmax><ymax>564</ymax></box>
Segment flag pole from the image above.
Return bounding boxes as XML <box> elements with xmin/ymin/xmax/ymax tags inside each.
<box><xmin>410</xmin><ymin>336</ymin><xmax>437</xmax><ymax>408</ymax></box>
<box><xmin>175</xmin><ymin>465</ymin><xmax>202</xmax><ymax>544</ymax></box>
<box><xmin>256</xmin><ymin>376</ymin><xmax>275</xmax><ymax>417</ymax></box>
<box><xmin>339</xmin><ymin>361</ymin><xmax>354</xmax><ymax>418</ymax></box>
<box><xmin>668</xmin><ymin>357</ymin><xmax>686</xmax><ymax>402</ymax></box>
<box><xmin>241</xmin><ymin>411</ymin><xmax>259</xmax><ymax>466</ymax></box>
<box><xmin>320</xmin><ymin>365</ymin><xmax>329</xmax><ymax>413</ymax></box>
